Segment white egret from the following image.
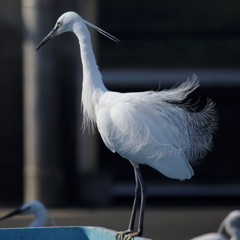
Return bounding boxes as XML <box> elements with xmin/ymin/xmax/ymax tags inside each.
<box><xmin>36</xmin><ymin>11</ymin><xmax>217</xmax><ymax>240</ymax></box>
<box><xmin>0</xmin><ymin>200</ymin><xmax>49</xmax><ymax>227</ymax></box>
<box><xmin>191</xmin><ymin>210</ymin><xmax>240</xmax><ymax>240</ymax></box>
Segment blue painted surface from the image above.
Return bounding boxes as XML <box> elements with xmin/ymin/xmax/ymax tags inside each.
<box><xmin>0</xmin><ymin>226</ymin><xmax>152</xmax><ymax>240</ymax></box>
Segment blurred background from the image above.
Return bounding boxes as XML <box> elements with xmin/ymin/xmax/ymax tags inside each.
<box><xmin>0</xmin><ymin>0</ymin><xmax>240</xmax><ymax>239</ymax></box>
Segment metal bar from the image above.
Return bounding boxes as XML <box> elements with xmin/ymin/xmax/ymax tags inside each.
<box><xmin>112</xmin><ymin>184</ymin><xmax>240</xmax><ymax>197</ymax></box>
<box><xmin>101</xmin><ymin>68</ymin><xmax>240</xmax><ymax>87</ymax></box>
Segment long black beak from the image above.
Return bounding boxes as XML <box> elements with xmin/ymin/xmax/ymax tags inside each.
<box><xmin>36</xmin><ymin>25</ymin><xmax>59</xmax><ymax>51</ymax></box>
<box><xmin>0</xmin><ymin>207</ymin><xmax>23</xmax><ymax>221</ymax></box>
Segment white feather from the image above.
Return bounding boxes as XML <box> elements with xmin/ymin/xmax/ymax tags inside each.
<box><xmin>96</xmin><ymin>75</ymin><xmax>216</xmax><ymax>180</ymax></box>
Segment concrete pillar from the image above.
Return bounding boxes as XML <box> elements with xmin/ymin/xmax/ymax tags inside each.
<box><xmin>22</xmin><ymin>0</ymin><xmax>62</xmax><ymax>206</ymax></box>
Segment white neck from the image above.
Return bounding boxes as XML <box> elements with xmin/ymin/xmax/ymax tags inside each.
<box><xmin>28</xmin><ymin>209</ymin><xmax>47</xmax><ymax>227</ymax></box>
<box><xmin>226</xmin><ymin>223</ymin><xmax>240</xmax><ymax>240</ymax></box>
<box><xmin>72</xmin><ymin>19</ymin><xmax>107</xmax><ymax>132</ymax></box>
<box><xmin>230</xmin><ymin>230</ymin><xmax>240</xmax><ymax>240</ymax></box>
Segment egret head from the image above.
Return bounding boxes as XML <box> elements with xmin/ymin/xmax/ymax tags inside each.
<box><xmin>19</xmin><ymin>200</ymin><xmax>46</xmax><ymax>216</ymax></box>
<box><xmin>36</xmin><ymin>12</ymin><xmax>79</xmax><ymax>50</ymax></box>
<box><xmin>0</xmin><ymin>200</ymin><xmax>46</xmax><ymax>221</ymax></box>
<box><xmin>37</xmin><ymin>11</ymin><xmax>119</xmax><ymax>50</ymax></box>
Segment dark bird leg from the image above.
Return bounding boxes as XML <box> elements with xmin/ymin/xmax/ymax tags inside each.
<box><xmin>116</xmin><ymin>167</ymin><xmax>141</xmax><ymax>240</ymax></box>
<box><xmin>115</xmin><ymin>166</ymin><xmax>147</xmax><ymax>240</ymax></box>
<box><xmin>125</xmin><ymin>167</ymin><xmax>147</xmax><ymax>240</ymax></box>
<box><xmin>128</xmin><ymin>167</ymin><xmax>142</xmax><ymax>231</ymax></box>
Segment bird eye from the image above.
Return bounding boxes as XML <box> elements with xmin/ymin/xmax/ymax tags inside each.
<box><xmin>57</xmin><ymin>22</ymin><xmax>61</xmax><ymax>27</ymax></box>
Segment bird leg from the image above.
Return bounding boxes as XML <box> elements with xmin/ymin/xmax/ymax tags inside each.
<box><xmin>124</xmin><ymin>167</ymin><xmax>147</xmax><ymax>240</ymax></box>
<box><xmin>115</xmin><ymin>167</ymin><xmax>147</xmax><ymax>240</ymax></box>
<box><xmin>115</xmin><ymin>167</ymin><xmax>141</xmax><ymax>240</ymax></box>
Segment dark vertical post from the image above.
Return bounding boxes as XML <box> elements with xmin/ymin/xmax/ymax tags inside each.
<box><xmin>22</xmin><ymin>0</ymin><xmax>62</xmax><ymax>206</ymax></box>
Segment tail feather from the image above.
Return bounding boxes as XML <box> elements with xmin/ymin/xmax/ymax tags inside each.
<box><xmin>136</xmin><ymin>74</ymin><xmax>218</xmax><ymax>164</ymax></box>
<box><xmin>157</xmin><ymin>74</ymin><xmax>200</xmax><ymax>103</ymax></box>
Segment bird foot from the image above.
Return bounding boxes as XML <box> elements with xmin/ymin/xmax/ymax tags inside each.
<box><xmin>115</xmin><ymin>229</ymin><xmax>132</xmax><ymax>240</ymax></box>
<box><xmin>123</xmin><ymin>232</ymin><xmax>141</xmax><ymax>240</ymax></box>
<box><xmin>116</xmin><ymin>230</ymin><xmax>141</xmax><ymax>240</ymax></box>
